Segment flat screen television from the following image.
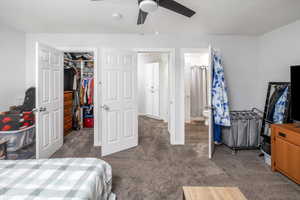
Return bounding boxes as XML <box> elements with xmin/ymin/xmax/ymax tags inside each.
<box><xmin>290</xmin><ymin>65</ymin><xmax>300</xmax><ymax>122</ymax></box>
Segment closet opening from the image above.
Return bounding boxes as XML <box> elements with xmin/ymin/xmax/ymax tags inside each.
<box><xmin>183</xmin><ymin>50</ymin><xmax>210</xmax><ymax>149</ymax></box>
<box><xmin>63</xmin><ymin>52</ymin><xmax>95</xmax><ymax>142</ymax></box>
<box><xmin>137</xmin><ymin>52</ymin><xmax>170</xmax><ymax>142</ymax></box>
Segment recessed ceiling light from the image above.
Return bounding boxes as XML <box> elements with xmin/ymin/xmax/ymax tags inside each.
<box><xmin>155</xmin><ymin>31</ymin><xmax>159</xmax><ymax>35</ymax></box>
<box><xmin>112</xmin><ymin>13</ymin><xmax>123</xmax><ymax>20</ymax></box>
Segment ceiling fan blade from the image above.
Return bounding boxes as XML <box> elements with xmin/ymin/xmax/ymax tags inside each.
<box><xmin>137</xmin><ymin>9</ymin><xmax>148</xmax><ymax>25</ymax></box>
<box><xmin>158</xmin><ymin>0</ymin><xmax>196</xmax><ymax>18</ymax></box>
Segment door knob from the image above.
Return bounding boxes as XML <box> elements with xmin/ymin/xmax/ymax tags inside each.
<box><xmin>39</xmin><ymin>107</ymin><xmax>47</xmax><ymax>112</ymax></box>
<box><xmin>102</xmin><ymin>105</ymin><xmax>110</xmax><ymax>111</ymax></box>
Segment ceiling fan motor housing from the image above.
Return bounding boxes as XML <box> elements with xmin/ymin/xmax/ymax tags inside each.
<box><xmin>139</xmin><ymin>0</ymin><xmax>159</xmax><ymax>13</ymax></box>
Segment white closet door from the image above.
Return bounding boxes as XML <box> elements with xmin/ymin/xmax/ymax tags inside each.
<box><xmin>36</xmin><ymin>43</ymin><xmax>63</xmax><ymax>159</ymax></box>
<box><xmin>152</xmin><ymin>63</ymin><xmax>160</xmax><ymax>117</ymax></box>
<box><xmin>101</xmin><ymin>49</ymin><xmax>138</xmax><ymax>156</ymax></box>
<box><xmin>145</xmin><ymin>63</ymin><xmax>160</xmax><ymax>118</ymax></box>
<box><xmin>145</xmin><ymin>63</ymin><xmax>154</xmax><ymax>116</ymax></box>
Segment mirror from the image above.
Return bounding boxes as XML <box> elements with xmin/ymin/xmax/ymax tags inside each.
<box><xmin>260</xmin><ymin>82</ymin><xmax>291</xmax><ymax>154</ymax></box>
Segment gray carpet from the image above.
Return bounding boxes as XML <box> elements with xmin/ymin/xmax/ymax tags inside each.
<box><xmin>53</xmin><ymin>116</ymin><xmax>300</xmax><ymax>200</ymax></box>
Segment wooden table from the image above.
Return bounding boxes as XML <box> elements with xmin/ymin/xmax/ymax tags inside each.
<box><xmin>183</xmin><ymin>187</ymin><xmax>247</xmax><ymax>200</ymax></box>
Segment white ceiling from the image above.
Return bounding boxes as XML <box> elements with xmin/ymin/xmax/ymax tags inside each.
<box><xmin>1</xmin><ymin>0</ymin><xmax>300</xmax><ymax>35</ymax></box>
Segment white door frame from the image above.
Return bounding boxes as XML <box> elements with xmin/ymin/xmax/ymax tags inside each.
<box><xmin>180</xmin><ymin>48</ymin><xmax>211</xmax><ymax>147</ymax></box>
<box><xmin>134</xmin><ymin>48</ymin><xmax>176</xmax><ymax>144</ymax></box>
<box><xmin>57</xmin><ymin>47</ymin><xmax>101</xmax><ymax>146</ymax></box>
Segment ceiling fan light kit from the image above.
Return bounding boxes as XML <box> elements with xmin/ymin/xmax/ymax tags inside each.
<box><xmin>139</xmin><ymin>0</ymin><xmax>158</xmax><ymax>13</ymax></box>
<box><xmin>137</xmin><ymin>0</ymin><xmax>196</xmax><ymax>25</ymax></box>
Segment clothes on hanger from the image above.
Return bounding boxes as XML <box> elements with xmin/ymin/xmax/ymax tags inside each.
<box><xmin>81</xmin><ymin>78</ymin><xmax>94</xmax><ymax>105</ymax></box>
<box><xmin>211</xmin><ymin>51</ymin><xmax>231</xmax><ymax>143</ymax></box>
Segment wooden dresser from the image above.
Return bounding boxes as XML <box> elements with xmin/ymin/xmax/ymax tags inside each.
<box><xmin>271</xmin><ymin>124</ymin><xmax>300</xmax><ymax>184</ymax></box>
<box><xmin>64</xmin><ymin>91</ymin><xmax>73</xmax><ymax>135</ymax></box>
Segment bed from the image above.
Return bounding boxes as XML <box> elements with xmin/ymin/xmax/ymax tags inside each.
<box><xmin>0</xmin><ymin>158</ymin><xmax>116</xmax><ymax>200</ymax></box>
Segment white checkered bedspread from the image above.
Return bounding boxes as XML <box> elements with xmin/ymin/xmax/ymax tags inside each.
<box><xmin>0</xmin><ymin>158</ymin><xmax>116</xmax><ymax>200</ymax></box>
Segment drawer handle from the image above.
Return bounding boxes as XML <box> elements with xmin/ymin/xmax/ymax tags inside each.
<box><xmin>279</xmin><ymin>132</ymin><xmax>286</xmax><ymax>137</ymax></box>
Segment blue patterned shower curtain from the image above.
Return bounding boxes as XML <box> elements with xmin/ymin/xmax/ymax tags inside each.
<box><xmin>212</xmin><ymin>51</ymin><xmax>231</xmax><ymax>143</ymax></box>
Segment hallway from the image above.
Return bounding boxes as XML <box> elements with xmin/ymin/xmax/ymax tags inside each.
<box><xmin>52</xmin><ymin>116</ymin><xmax>300</xmax><ymax>200</ymax></box>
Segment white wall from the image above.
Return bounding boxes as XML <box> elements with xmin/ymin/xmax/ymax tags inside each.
<box><xmin>258</xmin><ymin>19</ymin><xmax>300</xmax><ymax>109</ymax></box>
<box><xmin>0</xmin><ymin>23</ymin><xmax>26</xmax><ymax>111</ymax></box>
<box><xmin>25</xmin><ymin>33</ymin><xmax>259</xmax><ymax>144</ymax></box>
<box><xmin>138</xmin><ymin>53</ymin><xmax>169</xmax><ymax>121</ymax></box>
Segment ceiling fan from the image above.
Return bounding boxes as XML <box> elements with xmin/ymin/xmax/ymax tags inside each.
<box><xmin>137</xmin><ymin>0</ymin><xmax>196</xmax><ymax>25</ymax></box>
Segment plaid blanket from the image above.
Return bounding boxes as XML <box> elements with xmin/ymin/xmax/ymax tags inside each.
<box><xmin>0</xmin><ymin>158</ymin><xmax>115</xmax><ymax>200</ymax></box>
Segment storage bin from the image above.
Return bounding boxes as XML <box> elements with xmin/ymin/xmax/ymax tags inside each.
<box><xmin>84</xmin><ymin>118</ymin><xmax>94</xmax><ymax>128</ymax></box>
<box><xmin>0</xmin><ymin>125</ymin><xmax>35</xmax><ymax>152</ymax></box>
<box><xmin>222</xmin><ymin>109</ymin><xmax>262</xmax><ymax>150</ymax></box>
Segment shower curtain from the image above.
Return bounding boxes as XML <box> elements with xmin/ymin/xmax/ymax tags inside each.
<box><xmin>190</xmin><ymin>66</ymin><xmax>208</xmax><ymax>118</ymax></box>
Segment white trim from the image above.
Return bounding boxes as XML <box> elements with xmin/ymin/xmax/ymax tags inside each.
<box><xmin>134</xmin><ymin>48</ymin><xmax>176</xmax><ymax>144</ymax></box>
<box><xmin>57</xmin><ymin>47</ymin><xmax>101</xmax><ymax>147</ymax></box>
<box><xmin>180</xmin><ymin>48</ymin><xmax>210</xmax><ymax>145</ymax></box>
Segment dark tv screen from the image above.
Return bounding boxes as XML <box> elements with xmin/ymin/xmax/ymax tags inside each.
<box><xmin>291</xmin><ymin>66</ymin><xmax>300</xmax><ymax>121</ymax></box>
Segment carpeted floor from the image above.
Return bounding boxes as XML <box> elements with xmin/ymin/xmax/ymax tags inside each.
<box><xmin>53</xmin><ymin>116</ymin><xmax>300</xmax><ymax>200</ymax></box>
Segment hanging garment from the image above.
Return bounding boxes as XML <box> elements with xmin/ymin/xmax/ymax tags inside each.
<box><xmin>72</xmin><ymin>91</ymin><xmax>81</xmax><ymax>130</ymax></box>
<box><xmin>273</xmin><ymin>87</ymin><xmax>288</xmax><ymax>124</ymax></box>
<box><xmin>64</xmin><ymin>67</ymin><xmax>76</xmax><ymax>91</ymax></box>
<box><xmin>88</xmin><ymin>79</ymin><xmax>94</xmax><ymax>105</ymax></box>
<box><xmin>190</xmin><ymin>66</ymin><xmax>207</xmax><ymax>118</ymax></box>
<box><xmin>73</xmin><ymin>74</ymin><xmax>77</xmax><ymax>91</ymax></box>
<box><xmin>212</xmin><ymin>53</ymin><xmax>231</xmax><ymax>127</ymax></box>
<box><xmin>211</xmin><ymin>52</ymin><xmax>230</xmax><ymax>143</ymax></box>
<box><xmin>81</xmin><ymin>78</ymin><xmax>94</xmax><ymax>105</ymax></box>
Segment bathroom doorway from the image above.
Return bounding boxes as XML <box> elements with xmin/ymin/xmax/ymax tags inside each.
<box><xmin>183</xmin><ymin>49</ymin><xmax>210</xmax><ymax>154</ymax></box>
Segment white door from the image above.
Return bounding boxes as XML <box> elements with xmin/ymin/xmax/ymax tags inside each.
<box><xmin>101</xmin><ymin>49</ymin><xmax>138</xmax><ymax>156</ymax></box>
<box><xmin>145</xmin><ymin>63</ymin><xmax>160</xmax><ymax>118</ymax></box>
<box><xmin>184</xmin><ymin>63</ymin><xmax>191</xmax><ymax>123</ymax></box>
<box><xmin>168</xmin><ymin>52</ymin><xmax>175</xmax><ymax>143</ymax></box>
<box><xmin>152</xmin><ymin>63</ymin><xmax>160</xmax><ymax>117</ymax></box>
<box><xmin>145</xmin><ymin>63</ymin><xmax>153</xmax><ymax>116</ymax></box>
<box><xmin>208</xmin><ymin>46</ymin><xmax>215</xmax><ymax>159</ymax></box>
<box><xmin>36</xmin><ymin>43</ymin><xmax>63</xmax><ymax>159</ymax></box>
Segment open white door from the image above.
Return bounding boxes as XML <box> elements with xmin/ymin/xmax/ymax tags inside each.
<box><xmin>168</xmin><ymin>53</ymin><xmax>176</xmax><ymax>144</ymax></box>
<box><xmin>101</xmin><ymin>49</ymin><xmax>138</xmax><ymax>156</ymax></box>
<box><xmin>36</xmin><ymin>43</ymin><xmax>63</xmax><ymax>159</ymax></box>
<box><xmin>208</xmin><ymin>45</ymin><xmax>215</xmax><ymax>159</ymax></box>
